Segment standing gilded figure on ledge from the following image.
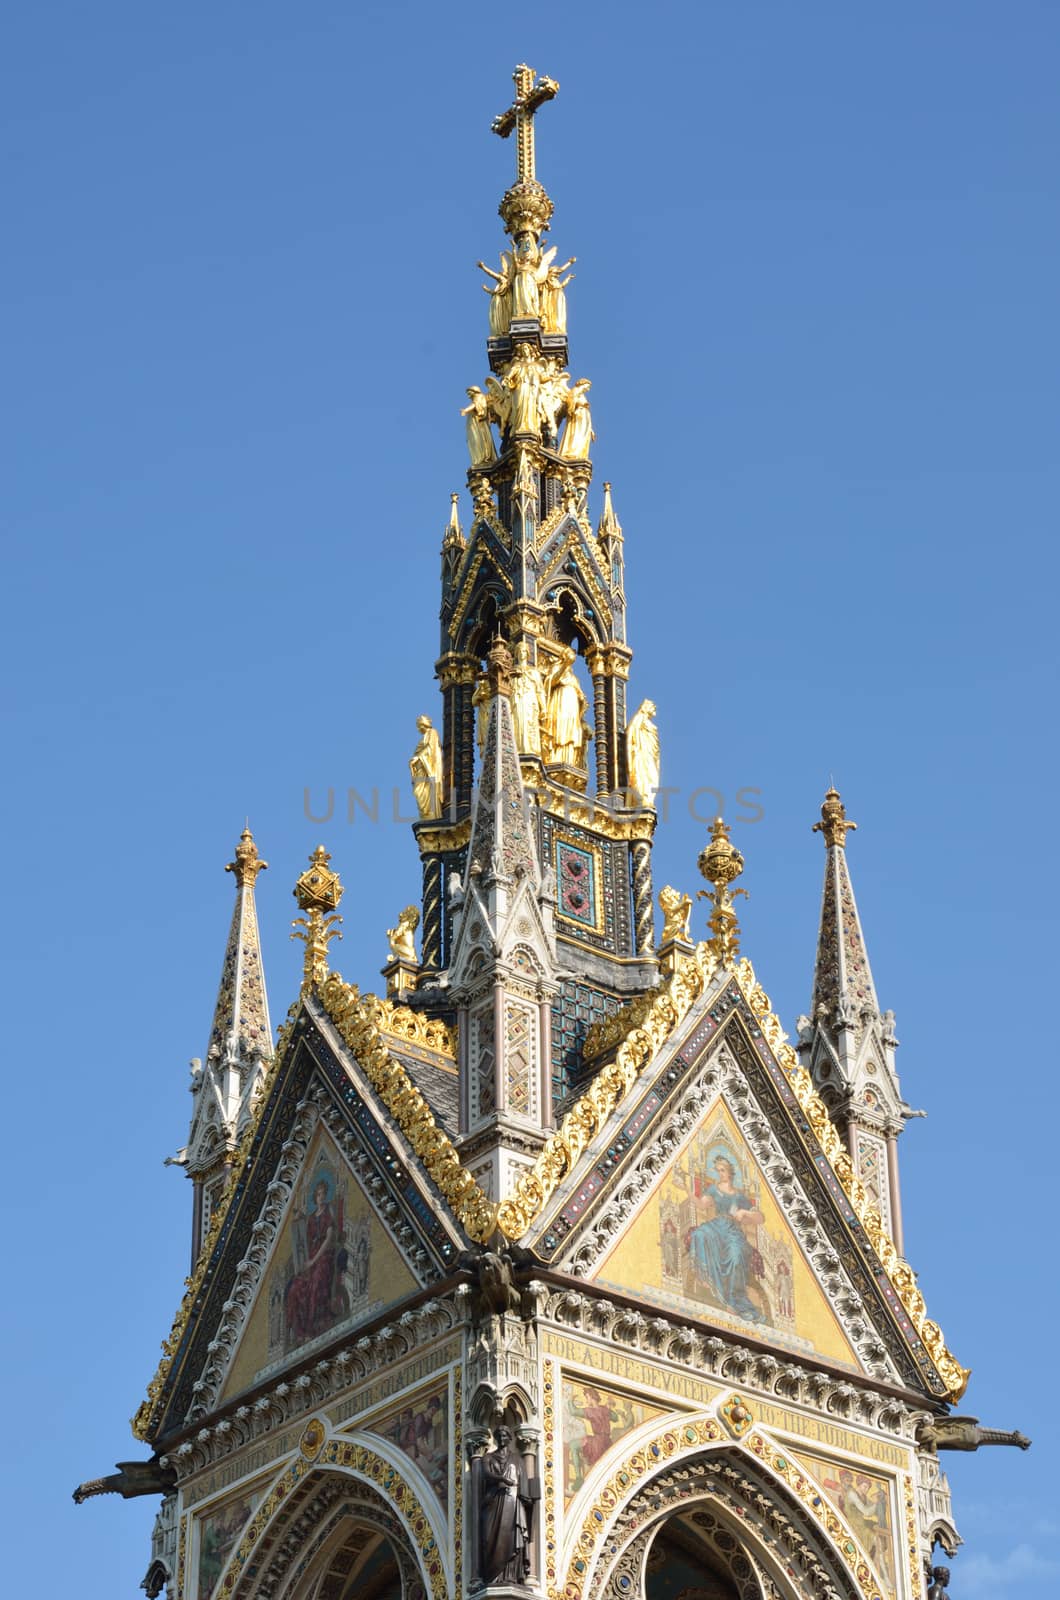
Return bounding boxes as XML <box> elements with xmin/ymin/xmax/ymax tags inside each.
<box><xmin>409</xmin><ymin>715</ymin><xmax>443</xmax><ymax>819</ymax></box>
<box><xmin>510</xmin><ymin>641</ymin><xmax>547</xmax><ymax>756</ymax></box>
<box><xmin>626</xmin><ymin>698</ymin><xmax>660</xmax><ymax>804</ymax></box>
<box><xmin>461</xmin><ymin>386</ymin><xmax>497</xmax><ymax>467</ymax></box>
<box><xmin>478</xmin><ymin>251</ymin><xmax>514</xmax><ymax>336</ymax></box>
<box><xmin>545</xmin><ymin>646</ymin><xmax>591</xmax><ymax>768</ymax></box>
<box><xmin>558</xmin><ymin>377</ymin><xmax>594</xmax><ymax>459</ymax></box>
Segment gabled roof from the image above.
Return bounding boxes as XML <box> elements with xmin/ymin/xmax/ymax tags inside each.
<box><xmin>133</xmin><ymin>987</ymin><xmax>469</xmax><ymax>1443</ymax></box>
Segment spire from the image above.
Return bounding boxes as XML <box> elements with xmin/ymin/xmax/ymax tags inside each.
<box><xmin>443</xmin><ymin>490</ymin><xmax>464</xmax><ymax>548</ymax></box>
<box><xmin>462</xmin><ymin>640</ymin><xmax>540</xmax><ymax>893</ymax></box>
<box><xmin>448</xmin><ymin>639</ymin><xmax>558</xmax><ymax>1195</ymax></box>
<box><xmin>185</xmin><ymin>828</ymin><xmax>274</xmax><ymax>1260</ymax></box>
<box><xmin>206</xmin><ymin>827</ymin><xmax>273</xmax><ymax>1069</ymax></box>
<box><xmin>597</xmin><ymin>480</ymin><xmax>621</xmax><ymax>541</ymax></box>
<box><xmin>798</xmin><ymin>788</ymin><xmax>907</xmax><ymax>1252</ymax></box>
<box><xmin>809</xmin><ymin>789</ymin><xmax>879</xmax><ymax>1029</ymax></box>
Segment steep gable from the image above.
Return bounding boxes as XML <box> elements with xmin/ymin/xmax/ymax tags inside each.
<box><xmin>524</xmin><ymin>946</ymin><xmax>968</xmax><ymax>1403</ymax></box>
<box><xmin>220</xmin><ymin>1122</ymin><xmax>418</xmax><ymax>1402</ymax></box>
<box><xmin>135</xmin><ymin>995</ymin><xmax>469</xmax><ymax>1443</ymax></box>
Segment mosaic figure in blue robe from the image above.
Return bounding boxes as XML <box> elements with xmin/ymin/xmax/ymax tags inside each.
<box><xmin>690</xmin><ymin>1155</ymin><xmax>766</xmax><ymax>1323</ymax></box>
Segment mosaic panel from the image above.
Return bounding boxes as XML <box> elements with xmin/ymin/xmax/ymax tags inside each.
<box><xmin>550</xmin><ymin>978</ymin><xmax>623</xmax><ymax>1104</ymax></box>
<box><xmin>505</xmin><ymin>996</ymin><xmax>537</xmax><ymax>1119</ymax></box>
<box><xmin>556</xmin><ymin>839</ymin><xmax>598</xmax><ymax>928</ymax></box>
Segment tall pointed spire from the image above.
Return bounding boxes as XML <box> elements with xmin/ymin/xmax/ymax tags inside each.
<box><xmin>448</xmin><ymin>640</ymin><xmax>558</xmax><ymax>1199</ymax></box>
<box><xmin>797</xmin><ymin>789</ymin><xmax>907</xmax><ymax>1252</ymax></box>
<box><xmin>185</xmin><ymin>828</ymin><xmax>273</xmax><ymax>1261</ymax></box>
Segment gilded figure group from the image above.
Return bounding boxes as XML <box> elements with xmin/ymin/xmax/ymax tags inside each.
<box><xmin>479</xmin><ymin>239</ymin><xmax>574</xmax><ymax>335</ymax></box>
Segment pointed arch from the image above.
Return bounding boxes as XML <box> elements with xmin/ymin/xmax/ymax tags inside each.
<box><xmin>562</xmin><ymin>1420</ymin><xmax>882</xmax><ymax>1600</ymax></box>
<box><xmin>212</xmin><ymin>1437</ymin><xmax>450</xmax><ymax>1600</ymax></box>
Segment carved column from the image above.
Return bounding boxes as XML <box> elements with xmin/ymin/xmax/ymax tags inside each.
<box><xmin>420</xmin><ymin>853</ymin><xmax>442</xmax><ymax>971</ymax></box>
<box><xmin>465</xmin><ymin>1428</ymin><xmax>491</xmax><ymax>1593</ymax></box>
<box><xmin>438</xmin><ymin>654</ymin><xmax>478</xmax><ymax>821</ymax></box>
<box><xmin>590</xmin><ymin>665</ymin><xmax>608</xmax><ymax>796</ymax></box>
<box><xmin>516</xmin><ymin>1424</ymin><xmax>543</xmax><ymax>1584</ymax></box>
<box><xmin>585</xmin><ymin>643</ymin><xmax>632</xmax><ymax>796</ymax></box>
<box><xmin>631</xmin><ymin>839</ymin><xmax>654</xmax><ymax>955</ymax></box>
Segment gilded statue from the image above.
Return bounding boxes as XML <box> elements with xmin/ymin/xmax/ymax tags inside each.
<box><xmin>544</xmin><ymin>646</ymin><xmax>592</xmax><ymax>767</ymax></box>
<box><xmin>510</xmin><ymin>232</ymin><xmax>545</xmax><ymax>318</ymax></box>
<box><xmin>386</xmin><ymin>905</ymin><xmax>419</xmax><ymax>965</ymax></box>
<box><xmin>505</xmin><ymin>343</ymin><xmax>545</xmax><ymax>437</ymax></box>
<box><xmin>658</xmin><ymin>884</ymin><xmax>692</xmax><ymax>944</ymax></box>
<box><xmin>461</xmin><ymin>387</ymin><xmax>497</xmax><ymax>467</ymax></box>
<box><xmin>409</xmin><ymin>715</ymin><xmax>443</xmax><ymax>820</ymax></box>
<box><xmin>558</xmin><ymin>377</ymin><xmax>593</xmax><ymax>459</ymax></box>
<box><xmin>473</xmin><ymin>674</ymin><xmax>490</xmax><ymax>757</ymax></box>
<box><xmin>540</xmin><ymin>248</ymin><xmax>576</xmax><ymax>334</ymax></box>
<box><xmin>626</xmin><ymin>698</ymin><xmax>660</xmax><ymax>803</ymax></box>
<box><xmin>478</xmin><ymin>251</ymin><xmax>513</xmax><ymax>336</ymax></box>
<box><xmin>509</xmin><ymin>640</ymin><xmax>546</xmax><ymax>755</ymax></box>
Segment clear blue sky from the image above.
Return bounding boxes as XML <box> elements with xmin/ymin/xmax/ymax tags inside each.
<box><xmin>4</xmin><ymin>5</ymin><xmax>1057</xmax><ymax>1595</ymax></box>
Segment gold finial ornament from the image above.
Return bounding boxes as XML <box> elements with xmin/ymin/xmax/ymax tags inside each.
<box><xmin>697</xmin><ymin>817</ymin><xmax>748</xmax><ymax>966</ymax></box>
<box><xmin>492</xmin><ymin>64</ymin><xmax>559</xmax><ymax>238</ymax></box>
<box><xmin>291</xmin><ymin>845</ymin><xmax>343</xmax><ymax>991</ymax></box>
<box><xmin>226</xmin><ymin>827</ymin><xmax>267</xmax><ymax>888</ymax></box>
<box><xmin>813</xmin><ymin>786</ymin><xmax>858</xmax><ymax>849</ymax></box>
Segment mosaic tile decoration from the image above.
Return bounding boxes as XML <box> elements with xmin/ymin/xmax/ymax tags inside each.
<box><xmin>550</xmin><ymin>979</ymin><xmax>623</xmax><ymax>1104</ymax></box>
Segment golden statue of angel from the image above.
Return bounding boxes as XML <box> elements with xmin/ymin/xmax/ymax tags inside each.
<box><xmin>478</xmin><ymin>251</ymin><xmax>514</xmax><ymax>336</ymax></box>
<box><xmin>626</xmin><ymin>699</ymin><xmax>660</xmax><ymax>804</ymax></box>
<box><xmin>540</xmin><ymin>247</ymin><xmax>576</xmax><ymax>334</ymax></box>
<box><xmin>557</xmin><ymin>377</ymin><xmax>594</xmax><ymax>460</ymax></box>
<box><xmin>544</xmin><ymin>645</ymin><xmax>592</xmax><ymax>767</ymax></box>
<box><xmin>409</xmin><ymin>715</ymin><xmax>443</xmax><ymax>819</ymax></box>
<box><xmin>461</xmin><ymin>386</ymin><xmax>497</xmax><ymax>467</ymax></box>
<box><xmin>510</xmin><ymin>641</ymin><xmax>547</xmax><ymax>755</ymax></box>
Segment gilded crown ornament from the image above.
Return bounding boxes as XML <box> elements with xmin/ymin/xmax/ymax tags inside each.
<box><xmin>291</xmin><ymin>845</ymin><xmax>343</xmax><ymax>991</ymax></box>
<box><xmin>226</xmin><ymin>826</ymin><xmax>267</xmax><ymax>887</ymax></box>
<box><xmin>697</xmin><ymin>817</ymin><xmax>748</xmax><ymax>966</ymax></box>
<box><xmin>813</xmin><ymin>785</ymin><xmax>858</xmax><ymax>848</ymax></box>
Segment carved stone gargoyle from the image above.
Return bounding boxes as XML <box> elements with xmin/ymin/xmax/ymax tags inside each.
<box><xmin>917</xmin><ymin>1414</ymin><xmax>1031</xmax><ymax>1453</ymax></box>
<box><xmin>73</xmin><ymin>1458</ymin><xmax>176</xmax><ymax>1504</ymax></box>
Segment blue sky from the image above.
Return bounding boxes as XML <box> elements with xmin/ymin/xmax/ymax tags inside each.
<box><xmin>3</xmin><ymin>5</ymin><xmax>1057</xmax><ymax>1595</ymax></box>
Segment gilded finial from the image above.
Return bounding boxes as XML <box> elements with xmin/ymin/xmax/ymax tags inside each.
<box><xmin>226</xmin><ymin>827</ymin><xmax>267</xmax><ymax>888</ymax></box>
<box><xmin>291</xmin><ymin>845</ymin><xmax>343</xmax><ymax>992</ymax></box>
<box><xmin>493</xmin><ymin>64</ymin><xmax>558</xmax><ymax>238</ymax></box>
<box><xmin>487</xmin><ymin>637</ymin><xmax>514</xmax><ymax>697</ymax></box>
<box><xmin>697</xmin><ymin>817</ymin><xmax>748</xmax><ymax>966</ymax></box>
<box><xmin>444</xmin><ymin>491</ymin><xmax>464</xmax><ymax>546</ymax></box>
<box><xmin>813</xmin><ymin>786</ymin><xmax>858</xmax><ymax>849</ymax></box>
<box><xmin>598</xmin><ymin>481</ymin><xmax>621</xmax><ymax>540</ymax></box>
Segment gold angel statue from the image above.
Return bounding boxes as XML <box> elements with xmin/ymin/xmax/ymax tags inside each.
<box><xmin>409</xmin><ymin>715</ymin><xmax>443</xmax><ymax>819</ymax></box>
<box><xmin>386</xmin><ymin>905</ymin><xmax>419</xmax><ymax>965</ymax></box>
<box><xmin>558</xmin><ymin>377</ymin><xmax>594</xmax><ymax>460</ymax></box>
<box><xmin>544</xmin><ymin>646</ymin><xmax>592</xmax><ymax>768</ymax></box>
<box><xmin>658</xmin><ymin>884</ymin><xmax>693</xmax><ymax>944</ymax></box>
<box><xmin>505</xmin><ymin>344</ymin><xmax>546</xmax><ymax>436</ymax></box>
<box><xmin>478</xmin><ymin>251</ymin><xmax>514</xmax><ymax>336</ymax></box>
<box><xmin>461</xmin><ymin>386</ymin><xmax>497</xmax><ymax>467</ymax></box>
<box><xmin>509</xmin><ymin>641</ymin><xmax>547</xmax><ymax>756</ymax></box>
<box><xmin>473</xmin><ymin>674</ymin><xmax>490</xmax><ymax>757</ymax></box>
<box><xmin>540</xmin><ymin>248</ymin><xmax>576</xmax><ymax>334</ymax></box>
<box><xmin>510</xmin><ymin>232</ymin><xmax>546</xmax><ymax>318</ymax></box>
<box><xmin>626</xmin><ymin>699</ymin><xmax>660</xmax><ymax>804</ymax></box>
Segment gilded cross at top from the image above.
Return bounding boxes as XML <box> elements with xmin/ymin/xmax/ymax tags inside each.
<box><xmin>492</xmin><ymin>63</ymin><xmax>559</xmax><ymax>185</ymax></box>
